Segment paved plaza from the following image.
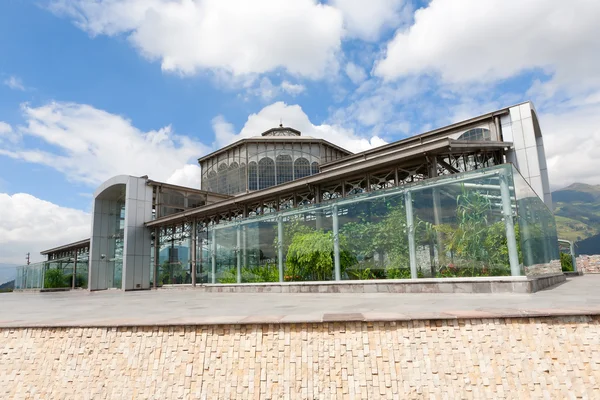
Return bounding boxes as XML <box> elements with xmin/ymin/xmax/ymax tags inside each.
<box><xmin>1</xmin><ymin>276</ymin><xmax>599</xmax><ymax>328</ymax></box>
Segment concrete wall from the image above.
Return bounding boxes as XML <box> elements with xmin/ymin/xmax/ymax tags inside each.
<box><xmin>89</xmin><ymin>175</ymin><xmax>153</xmax><ymax>291</ymax></box>
<box><xmin>1</xmin><ymin>317</ymin><xmax>599</xmax><ymax>399</ymax></box>
<box><xmin>501</xmin><ymin>102</ymin><xmax>553</xmax><ymax>208</ymax></box>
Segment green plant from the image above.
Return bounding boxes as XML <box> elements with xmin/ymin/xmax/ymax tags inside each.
<box><xmin>217</xmin><ymin>264</ymin><xmax>280</xmax><ymax>283</ymax></box>
<box><xmin>285</xmin><ymin>229</ymin><xmax>356</xmax><ymax>281</ymax></box>
<box><xmin>64</xmin><ymin>273</ymin><xmax>88</xmax><ymax>288</ymax></box>
<box><xmin>560</xmin><ymin>252</ymin><xmax>574</xmax><ymax>272</ymax></box>
<box><xmin>160</xmin><ymin>260</ymin><xmax>187</xmax><ymax>285</ymax></box>
<box><xmin>44</xmin><ymin>269</ymin><xmax>67</xmax><ymax>288</ymax></box>
<box><xmin>433</xmin><ymin>186</ymin><xmax>514</xmax><ymax>277</ymax></box>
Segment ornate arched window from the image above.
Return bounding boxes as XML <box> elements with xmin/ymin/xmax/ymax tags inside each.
<box><xmin>239</xmin><ymin>163</ymin><xmax>247</xmax><ymax>193</ymax></box>
<box><xmin>311</xmin><ymin>162</ymin><xmax>319</xmax><ymax>175</ymax></box>
<box><xmin>207</xmin><ymin>170</ymin><xmax>217</xmax><ymax>192</ymax></box>
<box><xmin>294</xmin><ymin>157</ymin><xmax>310</xmax><ymax>179</ymax></box>
<box><xmin>457</xmin><ymin>128</ymin><xmax>491</xmax><ymax>141</ymax></box>
<box><xmin>217</xmin><ymin>163</ymin><xmax>228</xmax><ymax>193</ymax></box>
<box><xmin>248</xmin><ymin>162</ymin><xmax>258</xmax><ymax>191</ymax></box>
<box><xmin>258</xmin><ymin>157</ymin><xmax>275</xmax><ymax>189</ymax></box>
<box><xmin>228</xmin><ymin>162</ymin><xmax>239</xmax><ymax>195</ymax></box>
<box><xmin>276</xmin><ymin>154</ymin><xmax>293</xmax><ymax>185</ymax></box>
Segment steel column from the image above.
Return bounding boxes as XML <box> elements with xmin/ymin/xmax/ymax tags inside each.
<box><xmin>211</xmin><ymin>228</ymin><xmax>217</xmax><ymax>284</ymax></box>
<box><xmin>72</xmin><ymin>248</ymin><xmax>78</xmax><ymax>289</ymax></box>
<box><xmin>405</xmin><ymin>191</ymin><xmax>418</xmax><ymax>279</ymax></box>
<box><xmin>332</xmin><ymin>204</ymin><xmax>341</xmax><ymax>281</ymax></box>
<box><xmin>499</xmin><ymin>169</ymin><xmax>521</xmax><ymax>276</ymax></box>
<box><xmin>277</xmin><ymin>216</ymin><xmax>284</xmax><ymax>282</ymax></box>
<box><xmin>191</xmin><ymin>220</ymin><xmax>197</xmax><ymax>286</ymax></box>
<box><xmin>236</xmin><ymin>225</ymin><xmax>242</xmax><ymax>284</ymax></box>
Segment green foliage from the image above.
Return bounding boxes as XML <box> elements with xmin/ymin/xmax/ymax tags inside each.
<box><xmin>63</xmin><ymin>274</ymin><xmax>88</xmax><ymax>288</ymax></box>
<box><xmin>160</xmin><ymin>260</ymin><xmax>188</xmax><ymax>285</ymax></box>
<box><xmin>341</xmin><ymin>199</ymin><xmax>410</xmax><ymax>277</ymax></box>
<box><xmin>218</xmin><ymin>264</ymin><xmax>280</xmax><ymax>283</ymax></box>
<box><xmin>285</xmin><ymin>229</ymin><xmax>355</xmax><ymax>281</ymax></box>
<box><xmin>44</xmin><ymin>268</ymin><xmax>67</xmax><ymax>288</ymax></box>
<box><xmin>560</xmin><ymin>252</ymin><xmax>574</xmax><ymax>272</ymax></box>
<box><xmin>434</xmin><ymin>186</ymin><xmax>512</xmax><ymax>277</ymax></box>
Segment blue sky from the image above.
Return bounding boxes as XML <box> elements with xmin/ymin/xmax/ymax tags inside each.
<box><xmin>1</xmin><ymin>0</ymin><xmax>599</xmax><ymax>269</ymax></box>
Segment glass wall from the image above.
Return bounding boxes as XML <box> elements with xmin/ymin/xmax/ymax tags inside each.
<box><xmin>512</xmin><ymin>165</ymin><xmax>560</xmax><ymax>272</ymax></box>
<box><xmin>14</xmin><ymin>254</ymin><xmax>89</xmax><ymax>290</ymax></box>
<box><xmin>157</xmin><ymin>224</ymin><xmax>192</xmax><ymax>285</ymax></box>
<box><xmin>198</xmin><ymin>164</ymin><xmax>560</xmax><ymax>283</ymax></box>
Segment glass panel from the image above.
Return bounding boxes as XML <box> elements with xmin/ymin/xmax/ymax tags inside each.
<box><xmin>157</xmin><ymin>226</ymin><xmax>192</xmax><ymax>285</ymax></box>
<box><xmin>339</xmin><ymin>193</ymin><xmax>410</xmax><ymax>280</ymax></box>
<box><xmin>213</xmin><ymin>225</ymin><xmax>238</xmax><ymax>283</ymax></box>
<box><xmin>412</xmin><ymin>173</ymin><xmax>511</xmax><ymax>278</ymax></box>
<box><xmin>282</xmin><ymin>206</ymin><xmax>335</xmax><ymax>282</ymax></box>
<box><xmin>240</xmin><ymin>219</ymin><xmax>279</xmax><ymax>283</ymax></box>
<box><xmin>512</xmin><ymin>165</ymin><xmax>560</xmax><ymax>274</ymax></box>
<box><xmin>196</xmin><ymin>227</ymin><xmax>210</xmax><ymax>284</ymax></box>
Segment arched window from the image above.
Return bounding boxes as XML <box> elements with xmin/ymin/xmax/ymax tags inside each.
<box><xmin>239</xmin><ymin>163</ymin><xmax>247</xmax><ymax>193</ymax></box>
<box><xmin>457</xmin><ymin>128</ymin><xmax>491</xmax><ymax>141</ymax></box>
<box><xmin>276</xmin><ymin>154</ymin><xmax>293</xmax><ymax>185</ymax></box>
<box><xmin>258</xmin><ymin>157</ymin><xmax>275</xmax><ymax>189</ymax></box>
<box><xmin>311</xmin><ymin>162</ymin><xmax>319</xmax><ymax>175</ymax></box>
<box><xmin>218</xmin><ymin>163</ymin><xmax>228</xmax><ymax>194</ymax></box>
<box><xmin>248</xmin><ymin>162</ymin><xmax>258</xmax><ymax>191</ymax></box>
<box><xmin>228</xmin><ymin>162</ymin><xmax>239</xmax><ymax>195</ymax></box>
<box><xmin>294</xmin><ymin>157</ymin><xmax>310</xmax><ymax>179</ymax></box>
<box><xmin>207</xmin><ymin>170</ymin><xmax>217</xmax><ymax>192</ymax></box>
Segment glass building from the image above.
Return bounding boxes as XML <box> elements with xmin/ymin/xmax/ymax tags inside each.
<box><xmin>16</xmin><ymin>101</ymin><xmax>560</xmax><ymax>291</ymax></box>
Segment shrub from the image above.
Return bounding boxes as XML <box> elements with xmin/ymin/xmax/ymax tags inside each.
<box><xmin>560</xmin><ymin>252</ymin><xmax>574</xmax><ymax>272</ymax></box>
<box><xmin>285</xmin><ymin>230</ymin><xmax>355</xmax><ymax>281</ymax></box>
<box><xmin>44</xmin><ymin>269</ymin><xmax>67</xmax><ymax>288</ymax></box>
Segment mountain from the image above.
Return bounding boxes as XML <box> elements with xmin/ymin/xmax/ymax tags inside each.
<box><xmin>0</xmin><ymin>264</ymin><xmax>16</xmax><ymax>285</ymax></box>
<box><xmin>0</xmin><ymin>280</ymin><xmax>14</xmax><ymax>292</ymax></box>
<box><xmin>552</xmin><ymin>182</ymin><xmax>600</xmax><ymax>255</ymax></box>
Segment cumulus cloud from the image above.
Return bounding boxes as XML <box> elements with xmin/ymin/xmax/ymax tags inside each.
<box><xmin>375</xmin><ymin>0</ymin><xmax>600</xmax><ymax>96</ymax></box>
<box><xmin>0</xmin><ymin>102</ymin><xmax>209</xmax><ymax>186</ymax></box>
<box><xmin>49</xmin><ymin>0</ymin><xmax>344</xmax><ymax>78</ymax></box>
<box><xmin>167</xmin><ymin>164</ymin><xmax>202</xmax><ymax>189</ymax></box>
<box><xmin>345</xmin><ymin>62</ymin><xmax>367</xmax><ymax>85</ymax></box>
<box><xmin>332</xmin><ymin>0</ymin><xmax>410</xmax><ymax>41</ymax></box>
<box><xmin>0</xmin><ymin>193</ymin><xmax>91</xmax><ymax>264</ymax></box>
<box><xmin>0</xmin><ymin>121</ymin><xmax>18</xmax><ymax>144</ymax></box>
<box><xmin>249</xmin><ymin>78</ymin><xmax>306</xmax><ymax>101</ymax></box>
<box><xmin>3</xmin><ymin>76</ymin><xmax>25</xmax><ymax>91</ymax></box>
<box><xmin>213</xmin><ymin>101</ymin><xmax>387</xmax><ymax>153</ymax></box>
<box><xmin>539</xmin><ymin>103</ymin><xmax>600</xmax><ymax>189</ymax></box>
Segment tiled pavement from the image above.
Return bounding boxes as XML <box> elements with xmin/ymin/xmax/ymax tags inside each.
<box><xmin>1</xmin><ymin>276</ymin><xmax>600</xmax><ymax>328</ymax></box>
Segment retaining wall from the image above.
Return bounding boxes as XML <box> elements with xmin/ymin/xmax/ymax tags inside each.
<box><xmin>1</xmin><ymin>316</ymin><xmax>599</xmax><ymax>399</ymax></box>
<box><xmin>577</xmin><ymin>254</ymin><xmax>600</xmax><ymax>274</ymax></box>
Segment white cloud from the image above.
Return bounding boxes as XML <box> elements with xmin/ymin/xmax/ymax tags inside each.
<box><xmin>345</xmin><ymin>62</ymin><xmax>367</xmax><ymax>85</ymax></box>
<box><xmin>375</xmin><ymin>0</ymin><xmax>600</xmax><ymax>96</ymax></box>
<box><xmin>249</xmin><ymin>78</ymin><xmax>306</xmax><ymax>101</ymax></box>
<box><xmin>331</xmin><ymin>0</ymin><xmax>410</xmax><ymax>41</ymax></box>
<box><xmin>0</xmin><ymin>102</ymin><xmax>209</xmax><ymax>186</ymax></box>
<box><xmin>167</xmin><ymin>164</ymin><xmax>202</xmax><ymax>188</ymax></box>
<box><xmin>0</xmin><ymin>121</ymin><xmax>19</xmax><ymax>144</ymax></box>
<box><xmin>3</xmin><ymin>76</ymin><xmax>25</xmax><ymax>91</ymax></box>
<box><xmin>0</xmin><ymin>193</ymin><xmax>90</xmax><ymax>264</ymax></box>
<box><xmin>214</xmin><ymin>101</ymin><xmax>387</xmax><ymax>153</ymax></box>
<box><xmin>49</xmin><ymin>0</ymin><xmax>343</xmax><ymax>78</ymax></box>
<box><xmin>539</xmin><ymin>103</ymin><xmax>600</xmax><ymax>189</ymax></box>
<box><xmin>280</xmin><ymin>81</ymin><xmax>305</xmax><ymax>96</ymax></box>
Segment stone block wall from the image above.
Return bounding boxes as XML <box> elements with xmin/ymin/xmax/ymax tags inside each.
<box><xmin>1</xmin><ymin>317</ymin><xmax>600</xmax><ymax>399</ymax></box>
<box><xmin>524</xmin><ymin>259</ymin><xmax>562</xmax><ymax>277</ymax></box>
<box><xmin>577</xmin><ymin>255</ymin><xmax>600</xmax><ymax>274</ymax></box>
